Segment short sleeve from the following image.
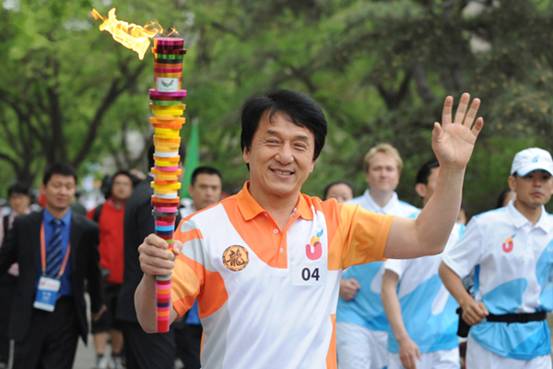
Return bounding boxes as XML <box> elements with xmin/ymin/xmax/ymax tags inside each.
<box><xmin>442</xmin><ymin>217</ymin><xmax>483</xmax><ymax>279</ymax></box>
<box><xmin>384</xmin><ymin>258</ymin><xmax>409</xmax><ymax>278</ymax></box>
<box><xmin>335</xmin><ymin>204</ymin><xmax>393</xmax><ymax>268</ymax></box>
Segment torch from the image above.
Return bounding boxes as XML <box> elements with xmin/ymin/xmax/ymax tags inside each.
<box><xmin>91</xmin><ymin>9</ymin><xmax>187</xmax><ymax>333</ymax></box>
<box><xmin>149</xmin><ymin>37</ymin><xmax>186</xmax><ymax>332</ymax></box>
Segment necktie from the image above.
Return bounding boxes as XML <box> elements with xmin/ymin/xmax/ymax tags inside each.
<box><xmin>45</xmin><ymin>219</ymin><xmax>64</xmax><ymax>277</ymax></box>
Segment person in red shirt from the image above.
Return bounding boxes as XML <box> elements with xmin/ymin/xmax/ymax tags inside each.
<box><xmin>88</xmin><ymin>170</ymin><xmax>134</xmax><ymax>369</ymax></box>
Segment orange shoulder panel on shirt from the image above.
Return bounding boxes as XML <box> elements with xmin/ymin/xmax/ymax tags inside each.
<box><xmin>177</xmin><ymin>228</ymin><xmax>204</xmax><ymax>243</ymax></box>
<box><xmin>327</xmin><ymin>203</ymin><xmax>393</xmax><ymax>269</ymax></box>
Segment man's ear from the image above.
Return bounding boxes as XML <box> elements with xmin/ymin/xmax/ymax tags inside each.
<box><xmin>415</xmin><ymin>183</ymin><xmax>427</xmax><ymax>198</ymax></box>
<box><xmin>242</xmin><ymin>148</ymin><xmax>250</xmax><ymax>164</ymax></box>
<box><xmin>308</xmin><ymin>159</ymin><xmax>317</xmax><ymax>174</ymax></box>
<box><xmin>508</xmin><ymin>176</ymin><xmax>516</xmax><ymax>192</ymax></box>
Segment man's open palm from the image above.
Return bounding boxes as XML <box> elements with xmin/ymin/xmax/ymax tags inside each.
<box><xmin>432</xmin><ymin>93</ymin><xmax>484</xmax><ymax>169</ymax></box>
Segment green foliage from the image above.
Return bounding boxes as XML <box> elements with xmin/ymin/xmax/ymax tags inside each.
<box><xmin>182</xmin><ymin>0</ymin><xmax>553</xmax><ymax>213</ymax></box>
<box><xmin>0</xmin><ymin>0</ymin><xmax>189</xmax><ymax>184</ymax></box>
<box><xmin>1</xmin><ymin>0</ymin><xmax>553</xmax><ymax>214</ymax></box>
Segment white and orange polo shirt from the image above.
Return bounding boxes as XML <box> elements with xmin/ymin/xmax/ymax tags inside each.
<box><xmin>171</xmin><ymin>183</ymin><xmax>393</xmax><ymax>369</ymax></box>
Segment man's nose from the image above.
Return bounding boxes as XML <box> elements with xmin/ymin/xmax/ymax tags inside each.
<box><xmin>276</xmin><ymin>144</ymin><xmax>293</xmax><ymax>164</ymax></box>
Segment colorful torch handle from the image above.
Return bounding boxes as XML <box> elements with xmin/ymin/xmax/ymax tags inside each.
<box><xmin>149</xmin><ymin>37</ymin><xmax>187</xmax><ymax>333</ymax></box>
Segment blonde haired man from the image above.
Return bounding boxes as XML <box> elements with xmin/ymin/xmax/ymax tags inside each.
<box><xmin>364</xmin><ymin>143</ymin><xmax>404</xmax><ymax>172</ymax></box>
<box><xmin>337</xmin><ymin>143</ymin><xmax>418</xmax><ymax>369</ymax></box>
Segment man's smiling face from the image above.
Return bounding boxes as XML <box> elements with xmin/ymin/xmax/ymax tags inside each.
<box><xmin>243</xmin><ymin>111</ymin><xmax>316</xmax><ymax>200</ymax></box>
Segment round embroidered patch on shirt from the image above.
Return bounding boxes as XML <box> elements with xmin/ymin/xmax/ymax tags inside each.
<box><xmin>222</xmin><ymin>245</ymin><xmax>249</xmax><ymax>271</ymax></box>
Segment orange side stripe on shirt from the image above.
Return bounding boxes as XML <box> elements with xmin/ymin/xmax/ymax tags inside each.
<box><xmin>198</xmin><ymin>268</ymin><xmax>229</xmax><ymax>319</ymax></box>
<box><xmin>171</xmin><ymin>254</ymin><xmax>203</xmax><ymax>317</ymax></box>
<box><xmin>326</xmin><ymin>314</ymin><xmax>337</xmax><ymax>369</ymax></box>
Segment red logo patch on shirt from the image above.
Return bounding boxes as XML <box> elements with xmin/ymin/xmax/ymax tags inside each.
<box><xmin>306</xmin><ymin>229</ymin><xmax>324</xmax><ymax>260</ymax></box>
<box><xmin>502</xmin><ymin>236</ymin><xmax>514</xmax><ymax>253</ymax></box>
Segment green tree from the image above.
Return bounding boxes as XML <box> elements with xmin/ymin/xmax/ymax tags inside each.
<box><xmin>2</xmin><ymin>0</ymin><xmax>553</xmax><ymax>214</ymax></box>
<box><xmin>0</xmin><ymin>0</ymin><xmax>190</xmax><ymax>184</ymax></box>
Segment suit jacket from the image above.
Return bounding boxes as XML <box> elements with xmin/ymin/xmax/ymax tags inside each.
<box><xmin>0</xmin><ymin>210</ymin><xmax>103</xmax><ymax>343</ymax></box>
<box><xmin>117</xmin><ymin>178</ymin><xmax>180</xmax><ymax>322</ymax></box>
<box><xmin>117</xmin><ymin>179</ymin><xmax>154</xmax><ymax>322</ymax></box>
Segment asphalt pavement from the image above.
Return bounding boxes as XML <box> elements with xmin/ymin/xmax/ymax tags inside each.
<box><xmin>74</xmin><ymin>338</ymin><xmax>96</xmax><ymax>369</ymax></box>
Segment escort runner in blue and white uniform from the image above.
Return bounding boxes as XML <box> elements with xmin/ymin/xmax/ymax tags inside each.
<box><xmin>382</xmin><ymin>160</ymin><xmax>463</xmax><ymax>369</ymax></box>
<box><xmin>337</xmin><ymin>144</ymin><xmax>418</xmax><ymax>369</ymax></box>
<box><xmin>440</xmin><ymin>147</ymin><xmax>553</xmax><ymax>369</ymax></box>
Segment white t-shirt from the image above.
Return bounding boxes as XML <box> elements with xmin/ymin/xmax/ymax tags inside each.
<box><xmin>443</xmin><ymin>201</ymin><xmax>553</xmax><ymax>360</ymax></box>
<box><xmin>337</xmin><ymin>190</ymin><xmax>419</xmax><ymax>331</ymax></box>
<box><xmin>385</xmin><ymin>221</ymin><xmax>464</xmax><ymax>353</ymax></box>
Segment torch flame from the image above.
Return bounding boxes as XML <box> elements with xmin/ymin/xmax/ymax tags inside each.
<box><xmin>90</xmin><ymin>8</ymin><xmax>163</xmax><ymax>60</ymax></box>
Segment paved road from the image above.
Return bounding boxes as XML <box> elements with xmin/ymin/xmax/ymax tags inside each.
<box><xmin>74</xmin><ymin>337</ymin><xmax>95</xmax><ymax>369</ymax></box>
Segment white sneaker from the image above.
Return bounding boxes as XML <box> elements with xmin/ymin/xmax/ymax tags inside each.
<box><xmin>112</xmin><ymin>355</ymin><xmax>124</xmax><ymax>369</ymax></box>
<box><xmin>95</xmin><ymin>354</ymin><xmax>110</xmax><ymax>369</ymax></box>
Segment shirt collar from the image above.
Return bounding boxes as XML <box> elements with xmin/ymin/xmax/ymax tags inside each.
<box><xmin>43</xmin><ymin>208</ymin><xmax>72</xmax><ymax>226</ymax></box>
<box><xmin>236</xmin><ymin>182</ymin><xmax>313</xmax><ymax>221</ymax></box>
<box><xmin>363</xmin><ymin>190</ymin><xmax>399</xmax><ymax>213</ymax></box>
<box><xmin>506</xmin><ymin>201</ymin><xmax>553</xmax><ymax>232</ymax></box>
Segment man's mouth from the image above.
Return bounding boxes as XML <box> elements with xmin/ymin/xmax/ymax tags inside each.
<box><xmin>270</xmin><ymin>168</ymin><xmax>295</xmax><ymax>176</ymax></box>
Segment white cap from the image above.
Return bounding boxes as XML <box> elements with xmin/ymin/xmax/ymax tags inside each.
<box><xmin>510</xmin><ymin>148</ymin><xmax>553</xmax><ymax>176</ymax></box>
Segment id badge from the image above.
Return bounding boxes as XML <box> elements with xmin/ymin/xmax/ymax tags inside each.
<box><xmin>33</xmin><ymin>276</ymin><xmax>61</xmax><ymax>312</ymax></box>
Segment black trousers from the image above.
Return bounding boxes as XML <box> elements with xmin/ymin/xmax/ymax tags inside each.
<box><xmin>120</xmin><ymin>321</ymin><xmax>176</xmax><ymax>369</ymax></box>
<box><xmin>12</xmin><ymin>297</ymin><xmax>79</xmax><ymax>369</ymax></box>
<box><xmin>175</xmin><ymin>323</ymin><xmax>202</xmax><ymax>369</ymax></box>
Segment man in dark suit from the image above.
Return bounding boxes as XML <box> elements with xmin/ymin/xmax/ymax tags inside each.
<box><xmin>0</xmin><ymin>163</ymin><xmax>104</xmax><ymax>369</ymax></box>
<box><xmin>116</xmin><ymin>147</ymin><xmax>178</xmax><ymax>369</ymax></box>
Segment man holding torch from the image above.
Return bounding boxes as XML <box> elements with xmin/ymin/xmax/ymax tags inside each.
<box><xmin>135</xmin><ymin>89</ymin><xmax>483</xmax><ymax>368</ymax></box>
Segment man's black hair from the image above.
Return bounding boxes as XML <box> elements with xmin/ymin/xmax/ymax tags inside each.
<box><xmin>42</xmin><ymin>163</ymin><xmax>77</xmax><ymax>185</ymax></box>
<box><xmin>323</xmin><ymin>180</ymin><xmax>353</xmax><ymax>200</ymax></box>
<box><xmin>415</xmin><ymin>159</ymin><xmax>440</xmax><ymax>185</ymax></box>
<box><xmin>7</xmin><ymin>182</ymin><xmax>32</xmax><ymax>198</ymax></box>
<box><xmin>191</xmin><ymin>166</ymin><xmax>222</xmax><ymax>186</ymax></box>
<box><xmin>240</xmin><ymin>90</ymin><xmax>327</xmax><ymax>160</ymax></box>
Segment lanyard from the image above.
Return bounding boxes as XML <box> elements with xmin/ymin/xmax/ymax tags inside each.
<box><xmin>40</xmin><ymin>223</ymin><xmax>71</xmax><ymax>278</ymax></box>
